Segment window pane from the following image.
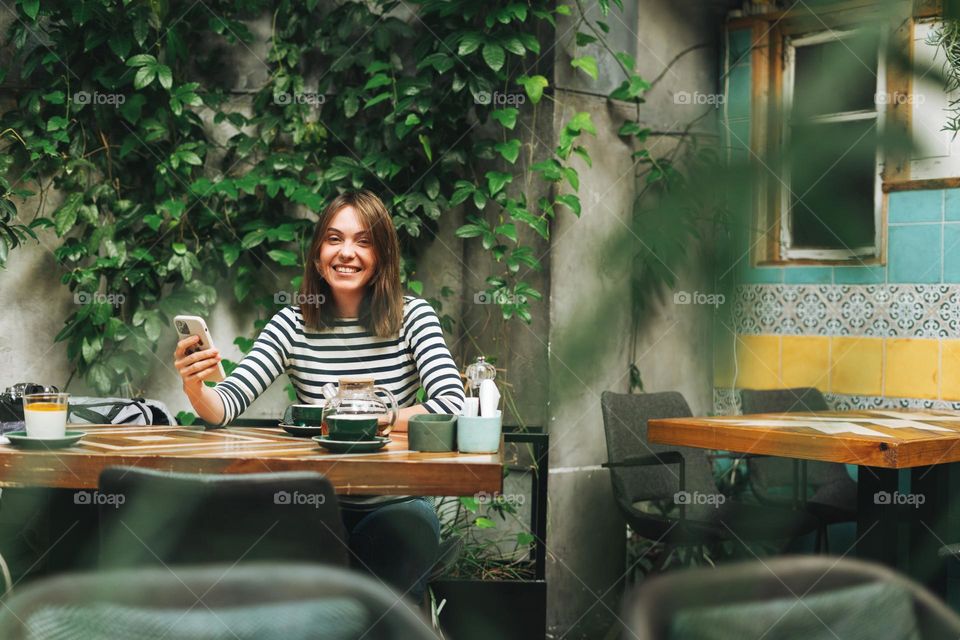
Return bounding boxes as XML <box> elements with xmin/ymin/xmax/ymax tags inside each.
<box><xmin>788</xmin><ymin>119</ymin><xmax>876</xmax><ymax>250</ymax></box>
<box><xmin>792</xmin><ymin>32</ymin><xmax>879</xmax><ymax>119</ymax></box>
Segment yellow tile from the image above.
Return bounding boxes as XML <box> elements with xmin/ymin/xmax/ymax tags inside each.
<box><xmin>885</xmin><ymin>338</ymin><xmax>939</xmax><ymax>400</ymax></box>
<box><xmin>781</xmin><ymin>336</ymin><xmax>830</xmax><ymax>390</ymax></box>
<box><xmin>735</xmin><ymin>334</ymin><xmax>781</xmax><ymax>390</ymax></box>
<box><xmin>830</xmin><ymin>336</ymin><xmax>883</xmax><ymax>396</ymax></box>
<box><xmin>941</xmin><ymin>341</ymin><xmax>960</xmax><ymax>400</ymax></box>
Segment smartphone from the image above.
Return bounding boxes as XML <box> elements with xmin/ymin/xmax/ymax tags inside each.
<box><xmin>173</xmin><ymin>315</ymin><xmax>225</xmax><ymax>382</ymax></box>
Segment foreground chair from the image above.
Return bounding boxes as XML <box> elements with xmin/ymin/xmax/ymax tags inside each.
<box><xmin>97</xmin><ymin>467</ymin><xmax>349</xmax><ymax>569</ymax></box>
<box><xmin>600</xmin><ymin>391</ymin><xmax>818</xmax><ymax>568</ymax></box>
<box><xmin>622</xmin><ymin>555</ymin><xmax>960</xmax><ymax>639</ymax></box>
<box><xmin>740</xmin><ymin>388</ymin><xmax>857</xmax><ymax>548</ymax></box>
<box><xmin>0</xmin><ymin>562</ymin><xmax>439</xmax><ymax>639</ymax></box>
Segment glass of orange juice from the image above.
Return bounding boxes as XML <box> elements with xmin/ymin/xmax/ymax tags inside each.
<box><xmin>22</xmin><ymin>393</ymin><xmax>69</xmax><ymax>439</ymax></box>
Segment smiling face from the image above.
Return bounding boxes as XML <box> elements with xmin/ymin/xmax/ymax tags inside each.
<box><xmin>300</xmin><ymin>190</ymin><xmax>404</xmax><ymax>335</ymax></box>
<box><xmin>315</xmin><ymin>205</ymin><xmax>378</xmax><ymax>299</ymax></box>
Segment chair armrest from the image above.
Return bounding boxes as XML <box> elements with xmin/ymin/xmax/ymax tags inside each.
<box><xmin>602</xmin><ymin>452</ymin><xmax>684</xmax><ymax>468</ymax></box>
<box><xmin>603</xmin><ymin>452</ymin><xmax>688</xmax><ymax>520</ymax></box>
<box><xmin>710</xmin><ymin>452</ymin><xmax>767</xmax><ymax>460</ymax></box>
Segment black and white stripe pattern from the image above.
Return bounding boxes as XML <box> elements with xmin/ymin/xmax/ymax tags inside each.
<box><xmin>214</xmin><ymin>296</ymin><xmax>465</xmax><ymax>424</ymax></box>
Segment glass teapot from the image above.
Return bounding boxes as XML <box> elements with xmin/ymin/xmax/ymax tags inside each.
<box><xmin>323</xmin><ymin>378</ymin><xmax>398</xmax><ymax>436</ymax></box>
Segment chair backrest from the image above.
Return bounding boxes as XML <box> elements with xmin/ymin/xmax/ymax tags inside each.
<box><xmin>623</xmin><ymin>555</ymin><xmax>960</xmax><ymax>640</ymax></box>
<box><xmin>739</xmin><ymin>387</ymin><xmax>849</xmax><ymax>488</ymax></box>
<box><xmin>0</xmin><ymin>562</ymin><xmax>439</xmax><ymax>640</ymax></box>
<box><xmin>740</xmin><ymin>387</ymin><xmax>829</xmax><ymax>414</ymax></box>
<box><xmin>97</xmin><ymin>467</ymin><xmax>349</xmax><ymax>570</ymax></box>
<box><xmin>600</xmin><ymin>391</ymin><xmax>716</xmax><ymax>506</ymax></box>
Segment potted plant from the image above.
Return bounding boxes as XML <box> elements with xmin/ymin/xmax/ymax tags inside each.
<box><xmin>429</xmin><ymin>429</ymin><xmax>548</xmax><ymax>640</ymax></box>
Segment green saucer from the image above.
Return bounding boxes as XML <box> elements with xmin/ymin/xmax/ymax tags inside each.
<box><xmin>313</xmin><ymin>435</ymin><xmax>390</xmax><ymax>453</ymax></box>
<box><xmin>280</xmin><ymin>423</ymin><xmax>325</xmax><ymax>438</ymax></box>
<box><xmin>6</xmin><ymin>430</ymin><xmax>86</xmax><ymax>449</ymax></box>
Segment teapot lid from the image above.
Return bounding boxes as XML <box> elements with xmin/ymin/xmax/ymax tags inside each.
<box><xmin>338</xmin><ymin>377</ymin><xmax>375</xmax><ymax>391</ymax></box>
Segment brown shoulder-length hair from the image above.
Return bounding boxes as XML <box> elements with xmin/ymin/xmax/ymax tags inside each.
<box><xmin>299</xmin><ymin>190</ymin><xmax>404</xmax><ymax>337</ymax></box>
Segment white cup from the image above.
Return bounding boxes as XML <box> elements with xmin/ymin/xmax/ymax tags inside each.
<box><xmin>23</xmin><ymin>393</ymin><xmax>69</xmax><ymax>439</ymax></box>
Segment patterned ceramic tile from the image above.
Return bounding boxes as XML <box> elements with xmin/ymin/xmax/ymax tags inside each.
<box><xmin>713</xmin><ymin>387</ymin><xmax>960</xmax><ymax>415</ymax></box>
<box><xmin>734</xmin><ymin>284</ymin><xmax>960</xmax><ymax>338</ymax></box>
<box><xmin>712</xmin><ymin>388</ymin><xmax>742</xmax><ymax>416</ymax></box>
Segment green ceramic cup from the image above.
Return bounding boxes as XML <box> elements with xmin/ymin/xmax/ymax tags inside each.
<box><xmin>284</xmin><ymin>403</ymin><xmax>326</xmax><ymax>427</ymax></box>
<box><xmin>408</xmin><ymin>414</ymin><xmax>457</xmax><ymax>452</ymax></box>
<box><xmin>325</xmin><ymin>414</ymin><xmax>379</xmax><ymax>441</ymax></box>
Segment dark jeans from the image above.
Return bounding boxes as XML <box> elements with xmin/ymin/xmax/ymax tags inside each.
<box><xmin>340</xmin><ymin>497</ymin><xmax>440</xmax><ymax>602</ymax></box>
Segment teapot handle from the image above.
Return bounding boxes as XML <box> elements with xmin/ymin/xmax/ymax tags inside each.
<box><xmin>374</xmin><ymin>386</ymin><xmax>398</xmax><ymax>435</ymax></box>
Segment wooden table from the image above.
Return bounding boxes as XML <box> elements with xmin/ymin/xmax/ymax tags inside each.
<box><xmin>0</xmin><ymin>424</ymin><xmax>504</xmax><ymax>496</ymax></box>
<box><xmin>649</xmin><ymin>409</ymin><xmax>960</xmax><ymax>590</ymax></box>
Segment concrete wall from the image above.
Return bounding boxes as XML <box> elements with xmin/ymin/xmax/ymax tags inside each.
<box><xmin>546</xmin><ymin>2</ymin><xmax>723</xmax><ymax>637</ymax></box>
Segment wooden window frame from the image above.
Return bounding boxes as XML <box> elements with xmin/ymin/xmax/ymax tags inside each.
<box><xmin>729</xmin><ymin>0</ymin><xmax>915</xmax><ymax>267</ymax></box>
<box><xmin>778</xmin><ymin>28</ymin><xmax>885</xmax><ymax>261</ymax></box>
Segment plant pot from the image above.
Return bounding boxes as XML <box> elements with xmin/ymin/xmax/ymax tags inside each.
<box><xmin>408</xmin><ymin>414</ymin><xmax>457</xmax><ymax>452</ymax></box>
<box><xmin>431</xmin><ymin>577</ymin><xmax>546</xmax><ymax>640</ymax></box>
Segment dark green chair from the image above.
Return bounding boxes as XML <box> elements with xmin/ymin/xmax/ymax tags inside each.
<box><xmin>97</xmin><ymin>467</ymin><xmax>350</xmax><ymax>569</ymax></box>
<box><xmin>600</xmin><ymin>391</ymin><xmax>819</xmax><ymax>568</ymax></box>
<box><xmin>740</xmin><ymin>388</ymin><xmax>857</xmax><ymax>548</ymax></box>
<box><xmin>0</xmin><ymin>562</ymin><xmax>439</xmax><ymax>639</ymax></box>
<box><xmin>622</xmin><ymin>555</ymin><xmax>960</xmax><ymax>640</ymax></box>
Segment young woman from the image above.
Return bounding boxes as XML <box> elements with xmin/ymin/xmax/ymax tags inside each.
<box><xmin>174</xmin><ymin>190</ymin><xmax>465</xmax><ymax>601</ymax></box>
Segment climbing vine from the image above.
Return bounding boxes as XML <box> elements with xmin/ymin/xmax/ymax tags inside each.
<box><xmin>0</xmin><ymin>0</ymin><xmax>707</xmax><ymax>397</ymax></box>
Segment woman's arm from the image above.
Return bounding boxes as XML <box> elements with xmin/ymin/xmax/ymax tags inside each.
<box><xmin>397</xmin><ymin>300</ymin><xmax>466</xmax><ymax>432</ymax></box>
<box><xmin>180</xmin><ymin>309</ymin><xmax>293</xmax><ymax>426</ymax></box>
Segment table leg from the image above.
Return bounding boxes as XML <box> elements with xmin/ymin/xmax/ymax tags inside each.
<box><xmin>857</xmin><ymin>464</ymin><xmax>952</xmax><ymax>597</ymax></box>
<box><xmin>910</xmin><ymin>463</ymin><xmax>952</xmax><ymax>597</ymax></box>
<box><xmin>856</xmin><ymin>466</ymin><xmax>900</xmax><ymax>565</ymax></box>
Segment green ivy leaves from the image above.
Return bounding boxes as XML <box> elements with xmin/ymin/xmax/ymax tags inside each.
<box><xmin>517</xmin><ymin>75</ymin><xmax>548</xmax><ymax>103</ymax></box>
<box><xmin>0</xmin><ymin>0</ymin><xmax>656</xmax><ymax>396</ymax></box>
<box><xmin>127</xmin><ymin>54</ymin><xmax>173</xmax><ymax>91</ymax></box>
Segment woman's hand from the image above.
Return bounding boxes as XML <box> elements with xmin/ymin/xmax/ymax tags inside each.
<box><xmin>174</xmin><ymin>335</ymin><xmax>226</xmax><ymax>425</ymax></box>
<box><xmin>174</xmin><ymin>335</ymin><xmax>221</xmax><ymax>393</ymax></box>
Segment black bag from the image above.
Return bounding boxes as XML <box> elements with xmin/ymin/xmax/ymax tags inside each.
<box><xmin>0</xmin><ymin>384</ymin><xmax>176</xmax><ymax>426</ymax></box>
<box><xmin>0</xmin><ymin>383</ymin><xmax>59</xmax><ymax>422</ymax></box>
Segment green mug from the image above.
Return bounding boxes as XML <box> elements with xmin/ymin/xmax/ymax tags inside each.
<box><xmin>325</xmin><ymin>414</ymin><xmax>380</xmax><ymax>441</ymax></box>
<box><xmin>284</xmin><ymin>403</ymin><xmax>326</xmax><ymax>427</ymax></box>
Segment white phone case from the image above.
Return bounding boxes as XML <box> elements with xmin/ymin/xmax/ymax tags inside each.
<box><xmin>174</xmin><ymin>315</ymin><xmax>226</xmax><ymax>382</ymax></box>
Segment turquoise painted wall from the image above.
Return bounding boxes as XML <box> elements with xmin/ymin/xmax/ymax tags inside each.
<box><xmin>724</xmin><ymin>28</ymin><xmax>960</xmax><ymax>288</ymax></box>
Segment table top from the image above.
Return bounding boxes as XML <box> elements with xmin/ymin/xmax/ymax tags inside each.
<box><xmin>648</xmin><ymin>409</ymin><xmax>960</xmax><ymax>469</ymax></box>
<box><xmin>0</xmin><ymin>424</ymin><xmax>503</xmax><ymax>494</ymax></box>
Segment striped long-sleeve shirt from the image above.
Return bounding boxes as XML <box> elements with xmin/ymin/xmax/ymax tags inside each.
<box><xmin>213</xmin><ymin>296</ymin><xmax>465</xmax><ymax>425</ymax></box>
